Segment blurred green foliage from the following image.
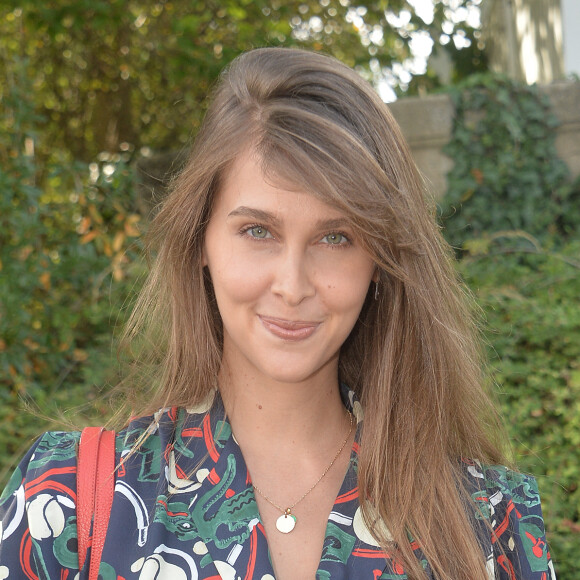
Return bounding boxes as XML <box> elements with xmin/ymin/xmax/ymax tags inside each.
<box><xmin>0</xmin><ymin>0</ymin><xmax>484</xmax><ymax>161</ymax></box>
<box><xmin>0</xmin><ymin>61</ymin><xmax>144</xmax><ymax>483</ymax></box>
<box><xmin>441</xmin><ymin>74</ymin><xmax>580</xmax><ymax>579</ymax></box>
<box><xmin>460</xmin><ymin>242</ymin><xmax>580</xmax><ymax>580</ymax></box>
<box><xmin>440</xmin><ymin>73</ymin><xmax>580</xmax><ymax>249</ymax></box>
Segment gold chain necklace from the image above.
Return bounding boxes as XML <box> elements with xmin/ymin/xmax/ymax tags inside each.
<box><xmin>252</xmin><ymin>412</ymin><xmax>354</xmax><ymax>534</ymax></box>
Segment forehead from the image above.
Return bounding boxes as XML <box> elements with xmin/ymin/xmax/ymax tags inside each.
<box><xmin>213</xmin><ymin>149</ymin><xmax>348</xmax><ymax>223</ymax></box>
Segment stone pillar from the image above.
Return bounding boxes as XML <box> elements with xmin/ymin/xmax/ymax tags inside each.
<box><xmin>481</xmin><ymin>0</ymin><xmax>565</xmax><ymax>84</ymax></box>
<box><xmin>388</xmin><ymin>95</ymin><xmax>455</xmax><ymax>199</ymax></box>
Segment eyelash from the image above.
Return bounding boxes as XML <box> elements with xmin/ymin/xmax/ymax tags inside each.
<box><xmin>321</xmin><ymin>232</ymin><xmax>351</xmax><ymax>247</ymax></box>
<box><xmin>239</xmin><ymin>224</ymin><xmax>273</xmax><ymax>240</ymax></box>
<box><xmin>238</xmin><ymin>224</ymin><xmax>351</xmax><ymax>248</ymax></box>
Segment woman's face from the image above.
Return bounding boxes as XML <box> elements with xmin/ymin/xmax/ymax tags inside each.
<box><xmin>203</xmin><ymin>150</ymin><xmax>376</xmax><ymax>386</ymax></box>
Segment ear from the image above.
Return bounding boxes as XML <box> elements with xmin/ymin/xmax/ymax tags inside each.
<box><xmin>372</xmin><ymin>268</ymin><xmax>380</xmax><ymax>283</ymax></box>
<box><xmin>201</xmin><ymin>246</ymin><xmax>208</xmax><ymax>268</ymax></box>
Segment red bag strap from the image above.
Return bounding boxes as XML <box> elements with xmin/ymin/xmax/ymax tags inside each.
<box><xmin>77</xmin><ymin>426</ymin><xmax>116</xmax><ymax>579</ymax></box>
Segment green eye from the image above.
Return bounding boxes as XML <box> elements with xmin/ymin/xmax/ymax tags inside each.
<box><xmin>323</xmin><ymin>233</ymin><xmax>347</xmax><ymax>245</ymax></box>
<box><xmin>249</xmin><ymin>226</ymin><xmax>269</xmax><ymax>238</ymax></box>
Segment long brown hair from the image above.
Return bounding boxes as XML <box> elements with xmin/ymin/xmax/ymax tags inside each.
<box><xmin>122</xmin><ymin>47</ymin><xmax>506</xmax><ymax>580</ymax></box>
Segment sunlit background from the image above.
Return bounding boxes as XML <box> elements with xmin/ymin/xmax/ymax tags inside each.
<box><xmin>1</xmin><ymin>2</ymin><xmax>580</xmax><ymax>577</ymax></box>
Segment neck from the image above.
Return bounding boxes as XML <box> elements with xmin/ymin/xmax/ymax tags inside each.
<box><xmin>217</xmin><ymin>364</ymin><xmax>348</xmax><ymax>457</ymax></box>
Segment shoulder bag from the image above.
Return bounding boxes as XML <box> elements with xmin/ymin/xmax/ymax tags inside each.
<box><xmin>77</xmin><ymin>426</ymin><xmax>116</xmax><ymax>580</ymax></box>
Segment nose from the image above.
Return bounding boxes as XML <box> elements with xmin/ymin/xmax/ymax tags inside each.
<box><xmin>270</xmin><ymin>248</ymin><xmax>315</xmax><ymax>306</ymax></box>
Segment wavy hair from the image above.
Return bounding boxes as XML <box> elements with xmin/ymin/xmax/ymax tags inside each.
<box><xmin>122</xmin><ymin>47</ymin><xmax>506</xmax><ymax>580</ymax></box>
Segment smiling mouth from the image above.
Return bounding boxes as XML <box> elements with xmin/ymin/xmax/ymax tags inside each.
<box><xmin>259</xmin><ymin>316</ymin><xmax>321</xmax><ymax>341</ymax></box>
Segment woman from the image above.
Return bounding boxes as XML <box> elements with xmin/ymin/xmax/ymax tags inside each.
<box><xmin>0</xmin><ymin>48</ymin><xmax>553</xmax><ymax>579</ymax></box>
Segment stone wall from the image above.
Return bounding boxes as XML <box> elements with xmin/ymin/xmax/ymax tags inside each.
<box><xmin>388</xmin><ymin>80</ymin><xmax>580</xmax><ymax>199</ymax></box>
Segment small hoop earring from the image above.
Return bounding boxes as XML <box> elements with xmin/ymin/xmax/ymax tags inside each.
<box><xmin>374</xmin><ymin>281</ymin><xmax>379</xmax><ymax>301</ymax></box>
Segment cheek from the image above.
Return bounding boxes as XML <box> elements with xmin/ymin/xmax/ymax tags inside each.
<box><xmin>335</xmin><ymin>278</ymin><xmax>372</xmax><ymax>311</ymax></box>
<box><xmin>319</xmin><ymin>261</ymin><xmax>374</xmax><ymax>315</ymax></box>
<box><xmin>208</xmin><ymin>252</ymin><xmax>270</xmax><ymax>306</ymax></box>
<box><xmin>319</xmin><ymin>276</ymin><xmax>371</xmax><ymax>351</ymax></box>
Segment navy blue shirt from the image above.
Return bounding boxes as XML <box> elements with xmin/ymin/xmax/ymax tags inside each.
<box><xmin>0</xmin><ymin>387</ymin><xmax>555</xmax><ymax>579</ymax></box>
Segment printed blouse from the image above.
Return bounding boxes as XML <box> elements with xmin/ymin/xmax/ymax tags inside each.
<box><xmin>0</xmin><ymin>387</ymin><xmax>555</xmax><ymax>579</ymax></box>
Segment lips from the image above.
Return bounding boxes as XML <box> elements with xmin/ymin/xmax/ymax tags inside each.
<box><xmin>259</xmin><ymin>315</ymin><xmax>320</xmax><ymax>341</ymax></box>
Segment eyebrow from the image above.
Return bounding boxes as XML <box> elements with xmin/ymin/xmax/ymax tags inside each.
<box><xmin>227</xmin><ymin>206</ymin><xmax>352</xmax><ymax>231</ymax></box>
<box><xmin>227</xmin><ymin>206</ymin><xmax>281</xmax><ymax>227</ymax></box>
<box><xmin>317</xmin><ymin>217</ymin><xmax>352</xmax><ymax>230</ymax></box>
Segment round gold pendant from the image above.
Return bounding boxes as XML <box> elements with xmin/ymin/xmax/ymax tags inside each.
<box><xmin>276</xmin><ymin>512</ymin><xmax>297</xmax><ymax>533</ymax></box>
